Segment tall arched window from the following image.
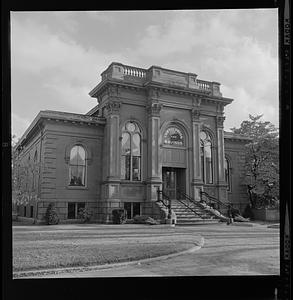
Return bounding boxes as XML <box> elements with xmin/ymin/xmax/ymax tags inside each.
<box><xmin>69</xmin><ymin>145</ymin><xmax>86</xmax><ymax>186</ymax></box>
<box><xmin>121</xmin><ymin>122</ymin><xmax>141</xmax><ymax>181</ymax></box>
<box><xmin>32</xmin><ymin>150</ymin><xmax>38</xmax><ymax>190</ymax></box>
<box><xmin>200</xmin><ymin>131</ymin><xmax>213</xmax><ymax>184</ymax></box>
<box><xmin>224</xmin><ymin>157</ymin><xmax>232</xmax><ymax>191</ymax></box>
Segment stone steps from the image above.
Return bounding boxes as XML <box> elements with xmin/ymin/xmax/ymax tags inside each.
<box><xmin>171</xmin><ymin>200</ymin><xmax>220</xmax><ymax>225</ymax></box>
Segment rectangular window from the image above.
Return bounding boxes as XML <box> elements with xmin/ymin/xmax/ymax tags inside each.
<box><xmin>206</xmin><ymin>157</ymin><xmax>213</xmax><ymax>184</ymax></box>
<box><xmin>123</xmin><ymin>202</ymin><xmax>141</xmax><ymax>219</ymax></box>
<box><xmin>30</xmin><ymin>206</ymin><xmax>34</xmax><ymax>218</ymax></box>
<box><xmin>68</xmin><ymin>203</ymin><xmax>76</xmax><ymax>219</ymax></box>
<box><xmin>132</xmin><ymin>156</ymin><xmax>141</xmax><ymax>181</ymax></box>
<box><xmin>132</xmin><ymin>202</ymin><xmax>141</xmax><ymax>217</ymax></box>
<box><xmin>124</xmin><ymin>202</ymin><xmax>132</xmax><ymax>219</ymax></box>
<box><xmin>77</xmin><ymin>202</ymin><xmax>85</xmax><ymax>216</ymax></box>
<box><xmin>68</xmin><ymin>202</ymin><xmax>85</xmax><ymax>219</ymax></box>
<box><xmin>121</xmin><ymin>155</ymin><xmax>131</xmax><ymax>180</ymax></box>
<box><xmin>24</xmin><ymin>206</ymin><xmax>26</xmax><ymax>217</ymax></box>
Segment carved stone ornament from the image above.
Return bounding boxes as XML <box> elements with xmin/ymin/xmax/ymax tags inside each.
<box><xmin>192</xmin><ymin>95</ymin><xmax>202</xmax><ymax>108</ymax></box>
<box><xmin>147</xmin><ymin>103</ymin><xmax>162</xmax><ymax>117</ymax></box>
<box><xmin>147</xmin><ymin>88</ymin><xmax>160</xmax><ymax>100</ymax></box>
<box><xmin>216</xmin><ymin>103</ymin><xmax>224</xmax><ymax>114</ymax></box>
<box><xmin>107</xmin><ymin>85</ymin><xmax>120</xmax><ymax>97</ymax></box>
<box><xmin>105</xmin><ymin>101</ymin><xmax>121</xmax><ymax>115</ymax></box>
<box><xmin>216</xmin><ymin>116</ymin><xmax>226</xmax><ymax>127</ymax></box>
<box><xmin>191</xmin><ymin>108</ymin><xmax>201</xmax><ymax>121</ymax></box>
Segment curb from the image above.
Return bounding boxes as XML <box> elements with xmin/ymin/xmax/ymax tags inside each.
<box><xmin>14</xmin><ymin>237</ymin><xmax>204</xmax><ymax>278</ymax></box>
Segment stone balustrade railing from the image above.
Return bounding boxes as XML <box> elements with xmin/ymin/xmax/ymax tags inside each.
<box><xmin>123</xmin><ymin>65</ymin><xmax>146</xmax><ymax>78</ymax></box>
<box><xmin>197</xmin><ymin>80</ymin><xmax>212</xmax><ymax>91</ymax></box>
<box><xmin>100</xmin><ymin>62</ymin><xmax>222</xmax><ymax>97</ymax></box>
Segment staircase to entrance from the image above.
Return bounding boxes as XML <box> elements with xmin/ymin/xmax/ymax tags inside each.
<box><xmin>157</xmin><ymin>189</ymin><xmax>230</xmax><ymax>225</ymax></box>
<box><xmin>171</xmin><ymin>199</ymin><xmax>219</xmax><ymax>225</ymax></box>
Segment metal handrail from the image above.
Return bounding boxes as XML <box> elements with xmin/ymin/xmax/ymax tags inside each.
<box><xmin>199</xmin><ymin>190</ymin><xmax>232</xmax><ymax>210</ymax></box>
<box><xmin>159</xmin><ymin>189</ymin><xmax>203</xmax><ymax>218</ymax></box>
<box><xmin>177</xmin><ymin>189</ymin><xmax>229</xmax><ymax>220</ymax></box>
<box><xmin>156</xmin><ymin>189</ymin><xmax>172</xmax><ymax>219</ymax></box>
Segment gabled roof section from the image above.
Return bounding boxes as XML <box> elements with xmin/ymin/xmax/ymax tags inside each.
<box><xmin>15</xmin><ymin>110</ymin><xmax>105</xmax><ymax>150</ymax></box>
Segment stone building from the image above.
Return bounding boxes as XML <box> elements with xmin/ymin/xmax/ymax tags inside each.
<box><xmin>13</xmin><ymin>62</ymin><xmax>251</xmax><ymax>223</ymax></box>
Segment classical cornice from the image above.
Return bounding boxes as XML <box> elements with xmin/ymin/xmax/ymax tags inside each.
<box><xmin>15</xmin><ymin>110</ymin><xmax>106</xmax><ymax>150</ymax></box>
<box><xmin>224</xmin><ymin>131</ymin><xmax>252</xmax><ymax>142</ymax></box>
<box><xmin>90</xmin><ymin>79</ymin><xmax>233</xmax><ymax>107</ymax></box>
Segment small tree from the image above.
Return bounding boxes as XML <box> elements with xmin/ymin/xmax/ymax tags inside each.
<box><xmin>44</xmin><ymin>203</ymin><xmax>59</xmax><ymax>225</ymax></box>
<box><xmin>231</xmin><ymin>114</ymin><xmax>279</xmax><ymax>208</ymax></box>
<box><xmin>78</xmin><ymin>207</ymin><xmax>91</xmax><ymax>223</ymax></box>
<box><xmin>12</xmin><ymin>150</ymin><xmax>41</xmax><ymax>210</ymax></box>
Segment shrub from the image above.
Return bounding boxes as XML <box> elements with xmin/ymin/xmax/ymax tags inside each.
<box><xmin>133</xmin><ymin>215</ymin><xmax>158</xmax><ymax>225</ymax></box>
<box><xmin>44</xmin><ymin>203</ymin><xmax>59</xmax><ymax>225</ymax></box>
<box><xmin>112</xmin><ymin>209</ymin><xmax>127</xmax><ymax>224</ymax></box>
<box><xmin>78</xmin><ymin>207</ymin><xmax>91</xmax><ymax>223</ymax></box>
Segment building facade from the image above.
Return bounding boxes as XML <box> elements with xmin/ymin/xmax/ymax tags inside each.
<box><xmin>14</xmin><ymin>62</ymin><xmax>251</xmax><ymax>223</ymax></box>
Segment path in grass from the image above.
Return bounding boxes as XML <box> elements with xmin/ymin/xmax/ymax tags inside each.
<box><xmin>13</xmin><ymin>224</ymin><xmax>203</xmax><ymax>274</ymax></box>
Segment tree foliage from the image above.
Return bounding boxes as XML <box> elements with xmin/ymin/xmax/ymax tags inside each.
<box><xmin>231</xmin><ymin>114</ymin><xmax>279</xmax><ymax>208</ymax></box>
<box><xmin>12</xmin><ymin>138</ymin><xmax>41</xmax><ymax>208</ymax></box>
<box><xmin>44</xmin><ymin>203</ymin><xmax>59</xmax><ymax>225</ymax></box>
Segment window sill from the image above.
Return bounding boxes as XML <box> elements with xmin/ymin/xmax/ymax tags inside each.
<box><xmin>120</xmin><ymin>180</ymin><xmax>144</xmax><ymax>184</ymax></box>
<box><xmin>66</xmin><ymin>186</ymin><xmax>88</xmax><ymax>190</ymax></box>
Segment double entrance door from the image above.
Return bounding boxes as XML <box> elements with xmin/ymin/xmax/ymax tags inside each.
<box><xmin>162</xmin><ymin>167</ymin><xmax>185</xmax><ymax>199</ymax></box>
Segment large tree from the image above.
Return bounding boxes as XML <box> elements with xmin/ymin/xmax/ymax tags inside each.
<box><xmin>231</xmin><ymin>114</ymin><xmax>279</xmax><ymax>208</ymax></box>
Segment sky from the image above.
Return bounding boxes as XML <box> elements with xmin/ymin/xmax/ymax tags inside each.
<box><xmin>11</xmin><ymin>9</ymin><xmax>279</xmax><ymax>139</ymax></box>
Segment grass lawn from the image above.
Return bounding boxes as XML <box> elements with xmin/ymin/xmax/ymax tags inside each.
<box><xmin>13</xmin><ymin>225</ymin><xmax>198</xmax><ymax>273</ymax></box>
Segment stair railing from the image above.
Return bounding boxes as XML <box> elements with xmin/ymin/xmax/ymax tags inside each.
<box><xmin>177</xmin><ymin>189</ymin><xmax>229</xmax><ymax>221</ymax></box>
<box><xmin>156</xmin><ymin>189</ymin><xmax>172</xmax><ymax>219</ymax></box>
<box><xmin>157</xmin><ymin>189</ymin><xmax>203</xmax><ymax>218</ymax></box>
<box><xmin>199</xmin><ymin>190</ymin><xmax>231</xmax><ymax>210</ymax></box>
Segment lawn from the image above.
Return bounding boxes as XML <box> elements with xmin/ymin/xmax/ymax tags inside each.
<box><xmin>13</xmin><ymin>224</ymin><xmax>200</xmax><ymax>273</ymax></box>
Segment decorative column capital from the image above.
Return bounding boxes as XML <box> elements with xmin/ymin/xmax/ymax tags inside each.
<box><xmin>191</xmin><ymin>108</ymin><xmax>201</xmax><ymax>122</ymax></box>
<box><xmin>107</xmin><ymin>85</ymin><xmax>120</xmax><ymax>98</ymax></box>
<box><xmin>216</xmin><ymin>116</ymin><xmax>226</xmax><ymax>128</ymax></box>
<box><xmin>147</xmin><ymin>102</ymin><xmax>162</xmax><ymax>117</ymax></box>
<box><xmin>216</xmin><ymin>103</ymin><xmax>224</xmax><ymax>115</ymax></box>
<box><xmin>192</xmin><ymin>95</ymin><xmax>203</xmax><ymax>107</ymax></box>
<box><xmin>105</xmin><ymin>100</ymin><xmax>121</xmax><ymax>116</ymax></box>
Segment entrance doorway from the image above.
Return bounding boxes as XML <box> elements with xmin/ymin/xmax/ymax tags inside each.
<box><xmin>162</xmin><ymin>167</ymin><xmax>186</xmax><ymax>199</ymax></box>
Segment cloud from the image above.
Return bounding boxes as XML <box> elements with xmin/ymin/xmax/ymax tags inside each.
<box><xmin>11</xmin><ymin>17</ymin><xmax>126</xmax><ymax>113</ymax></box>
<box><xmin>11</xmin><ymin>10</ymin><xmax>278</xmax><ymax>138</ymax></box>
<box><xmin>130</xmin><ymin>11</ymin><xmax>278</xmax><ymax>127</ymax></box>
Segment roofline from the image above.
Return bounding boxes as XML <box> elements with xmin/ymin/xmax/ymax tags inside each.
<box><xmin>224</xmin><ymin>131</ymin><xmax>252</xmax><ymax>141</ymax></box>
<box><xmin>15</xmin><ymin>110</ymin><xmax>105</xmax><ymax>150</ymax></box>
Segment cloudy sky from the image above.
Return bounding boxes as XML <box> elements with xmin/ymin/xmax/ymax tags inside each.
<box><xmin>11</xmin><ymin>9</ymin><xmax>278</xmax><ymax>138</ymax></box>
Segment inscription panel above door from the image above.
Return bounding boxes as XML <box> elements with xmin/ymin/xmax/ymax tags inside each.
<box><xmin>162</xmin><ymin>148</ymin><xmax>186</xmax><ymax>168</ymax></box>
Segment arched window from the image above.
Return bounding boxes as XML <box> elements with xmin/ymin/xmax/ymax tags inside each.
<box><xmin>200</xmin><ymin>131</ymin><xmax>213</xmax><ymax>184</ymax></box>
<box><xmin>224</xmin><ymin>157</ymin><xmax>232</xmax><ymax>191</ymax></box>
<box><xmin>32</xmin><ymin>150</ymin><xmax>38</xmax><ymax>190</ymax></box>
<box><xmin>121</xmin><ymin>122</ymin><xmax>141</xmax><ymax>181</ymax></box>
<box><xmin>163</xmin><ymin>127</ymin><xmax>184</xmax><ymax>146</ymax></box>
<box><xmin>69</xmin><ymin>145</ymin><xmax>86</xmax><ymax>186</ymax></box>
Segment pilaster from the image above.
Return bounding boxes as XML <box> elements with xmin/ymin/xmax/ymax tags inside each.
<box><xmin>191</xmin><ymin>96</ymin><xmax>203</xmax><ymax>200</ymax></box>
<box><xmin>146</xmin><ymin>90</ymin><xmax>163</xmax><ymax>201</ymax></box>
<box><xmin>216</xmin><ymin>115</ymin><xmax>228</xmax><ymax>202</ymax></box>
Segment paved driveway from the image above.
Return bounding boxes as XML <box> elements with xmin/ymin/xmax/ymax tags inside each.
<box><xmin>35</xmin><ymin>222</ymin><xmax>279</xmax><ymax>278</ymax></box>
